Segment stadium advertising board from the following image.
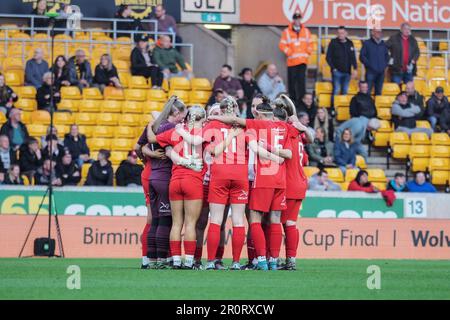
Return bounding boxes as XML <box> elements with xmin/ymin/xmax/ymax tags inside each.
<box><xmin>240</xmin><ymin>0</ymin><xmax>450</xmax><ymax>29</ymax></box>
<box><xmin>181</xmin><ymin>0</ymin><xmax>240</xmax><ymax>24</ymax></box>
<box><xmin>1</xmin><ymin>215</ymin><xmax>449</xmax><ymax>259</ymax></box>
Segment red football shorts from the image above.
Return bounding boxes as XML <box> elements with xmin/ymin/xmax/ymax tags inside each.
<box><xmin>281</xmin><ymin>199</ymin><xmax>302</xmax><ymax>224</ymax></box>
<box><xmin>169</xmin><ymin>177</ymin><xmax>204</xmax><ymax>201</ymax></box>
<box><xmin>208</xmin><ymin>179</ymin><xmax>249</xmax><ymax>205</ymax></box>
<box><xmin>249</xmin><ymin>188</ymin><xmax>287</xmax><ymax>213</ymax></box>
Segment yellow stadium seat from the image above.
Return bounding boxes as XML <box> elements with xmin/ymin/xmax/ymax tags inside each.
<box><xmin>376</xmin><ymin>108</ymin><xmax>391</xmax><ymax>120</ymax></box>
<box><xmin>409</xmin><ymin>145</ymin><xmax>430</xmax><ymax>159</ymax></box>
<box><xmin>390</xmin><ymin>132</ymin><xmax>410</xmax><ymax>159</ymax></box>
<box><xmin>76</xmin><ymin>113</ymin><xmax>97</xmax><ymax>126</ymax></box>
<box><xmin>53</xmin><ymin>112</ymin><xmax>74</xmax><ymax>125</ymax></box>
<box><xmin>334</xmin><ymin>95</ymin><xmax>351</xmax><ymax>108</ymax></box>
<box><xmin>412</xmin><ymin>157</ymin><xmax>430</xmax><ymax>172</ymax></box>
<box><xmin>115</xmin><ymin>60</ymin><xmax>130</xmax><ymax>73</ymax></box>
<box><xmin>140</xmin><ymin>114</ymin><xmax>154</xmax><ymax>127</ymax></box>
<box><xmin>0</xmin><ymin>112</ymin><xmax>7</xmax><ymax>125</ymax></box>
<box><xmin>119</xmin><ymin>114</ymin><xmax>140</xmax><ymax>127</ymax></box>
<box><xmin>31</xmin><ymin>110</ymin><xmax>50</xmax><ymax>125</ymax></box>
<box><xmin>375</xmin><ymin>95</ymin><xmax>396</xmax><ymax>108</ymax></box>
<box><xmin>345</xmin><ymin>168</ymin><xmax>359</xmax><ymax>182</ymax></box>
<box><xmin>57</xmin><ymin>99</ymin><xmax>79</xmax><ymax>112</ymax></box>
<box><xmin>372</xmin><ymin>182</ymin><xmax>387</xmax><ymax>191</ymax></box>
<box><xmin>88</xmin><ymin>138</ymin><xmax>111</xmax><ymax>151</ymax></box>
<box><xmin>93</xmin><ymin>126</ymin><xmax>115</xmax><ymax>138</ymax></box>
<box><xmin>431</xmin><ymin>133</ymin><xmax>450</xmax><ymax>145</ymax></box>
<box><xmin>431</xmin><ymin>170</ymin><xmax>450</xmax><ymax>186</ymax></box>
<box><xmin>169</xmin><ymin>90</ymin><xmax>189</xmax><ymax>103</ymax></box>
<box><xmin>104</xmin><ymin>87</ymin><xmax>125</xmax><ymax>100</ymax></box>
<box><xmin>114</xmin><ymin>126</ymin><xmax>136</xmax><ymax>139</ymax></box>
<box><xmin>367</xmin><ymin>168</ymin><xmax>387</xmax><ymax>183</ymax></box>
<box><xmin>79</xmin><ymin>99</ymin><xmax>101</xmax><ymax>113</ymax></box>
<box><xmin>326</xmin><ymin>168</ymin><xmax>344</xmax><ymax>183</ymax></box>
<box><xmin>3</xmin><ymin>58</ymin><xmax>24</xmax><ymax>71</ymax></box>
<box><xmin>61</xmin><ymin>86</ymin><xmax>82</xmax><ymax>100</ymax></box>
<box><xmin>97</xmin><ymin>113</ymin><xmax>119</xmax><ymax>126</ymax></box>
<box><xmin>5</xmin><ymin>70</ymin><xmax>24</xmax><ymax>86</ymax></box>
<box><xmin>427</xmin><ymin>69</ymin><xmax>446</xmax><ymax>80</ymax></box>
<box><xmin>20</xmin><ymin>111</ymin><xmax>32</xmax><ymax>125</ymax></box>
<box><xmin>411</xmin><ymin>132</ymin><xmax>430</xmax><ymax>145</ymax></box>
<box><xmin>54</xmin><ymin>124</ymin><xmax>69</xmax><ymax>138</ymax></box>
<box><xmin>338</xmin><ymin>182</ymin><xmax>349</xmax><ymax>191</ymax></box>
<box><xmin>382</xmin><ymin>83</ymin><xmax>401</xmax><ymax>96</ymax></box>
<box><xmin>110</xmin><ymin>152</ymin><xmax>128</xmax><ymax>165</ymax></box>
<box><xmin>431</xmin><ymin>145</ymin><xmax>450</xmax><ymax>158</ymax></box>
<box><xmin>82</xmin><ymin>87</ymin><xmax>103</xmax><ymax>100</ymax></box>
<box><xmin>170</xmin><ymin>77</ymin><xmax>191</xmax><ymax>91</ymax></box>
<box><xmin>416</xmin><ymin>120</ymin><xmax>431</xmax><ymax>129</ymax></box>
<box><xmin>78</xmin><ymin>126</ymin><xmax>93</xmax><ymax>138</ymax></box>
<box><xmin>147</xmin><ymin>89</ymin><xmax>167</xmax><ymax>102</ymax></box>
<box><xmin>125</xmin><ymin>89</ymin><xmax>146</xmax><ymax>101</ymax></box>
<box><xmin>315</xmin><ymin>82</ymin><xmax>333</xmax><ymax>95</ymax></box>
<box><xmin>413</xmin><ymin>79</ymin><xmax>427</xmax><ymax>94</ymax></box>
<box><xmin>101</xmin><ymin>100</ymin><xmax>123</xmax><ymax>113</ymax></box>
<box><xmin>143</xmin><ymin>101</ymin><xmax>164</xmax><ymax>113</ymax></box>
<box><xmin>27</xmin><ymin>124</ymin><xmax>47</xmax><ymax>138</ymax></box>
<box><xmin>17</xmin><ymin>86</ymin><xmax>37</xmax><ymax>99</ymax></box>
<box><xmin>118</xmin><ymin>73</ymin><xmax>130</xmax><ymax>88</ymax></box>
<box><xmin>112</xmin><ymin>138</ymin><xmax>134</xmax><ymax>151</ymax></box>
<box><xmin>123</xmin><ymin>101</ymin><xmax>144</xmax><ymax>113</ymax></box>
<box><xmin>15</xmin><ymin>99</ymin><xmax>37</xmax><ymax>112</ymax></box>
<box><xmin>347</xmin><ymin>81</ymin><xmax>359</xmax><ymax>95</ymax></box>
<box><xmin>191</xmin><ymin>78</ymin><xmax>212</xmax><ymax>91</ymax></box>
<box><xmin>377</xmin><ymin>120</ymin><xmax>394</xmax><ymax>133</ymax></box>
<box><xmin>429</xmin><ymin>158</ymin><xmax>450</xmax><ymax>172</ymax></box>
<box><xmin>81</xmin><ymin>163</ymin><xmax>91</xmax><ymax>183</ymax></box>
<box><xmin>189</xmin><ymin>91</ymin><xmax>210</xmax><ymax>105</ymax></box>
<box><xmin>356</xmin><ymin>155</ymin><xmax>367</xmax><ymax>169</ymax></box>
<box><xmin>373</xmin><ymin>132</ymin><xmax>390</xmax><ymax>147</ymax></box>
<box><xmin>336</xmin><ymin>107</ymin><xmax>350</xmax><ymax>121</ymax></box>
<box><xmin>438</xmin><ymin>41</ymin><xmax>449</xmax><ymax>52</ymax></box>
<box><xmin>318</xmin><ymin>94</ymin><xmax>331</xmax><ymax>108</ymax></box>
<box><xmin>429</xmin><ymin>56</ymin><xmax>446</xmax><ymax>69</ymax></box>
<box><xmin>303</xmin><ymin>166</ymin><xmax>319</xmax><ymax>178</ymax></box>
<box><xmin>129</xmin><ymin>76</ymin><xmax>149</xmax><ymax>89</ymax></box>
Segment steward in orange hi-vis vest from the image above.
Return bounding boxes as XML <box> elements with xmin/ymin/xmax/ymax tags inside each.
<box><xmin>279</xmin><ymin>21</ymin><xmax>314</xmax><ymax>67</ymax></box>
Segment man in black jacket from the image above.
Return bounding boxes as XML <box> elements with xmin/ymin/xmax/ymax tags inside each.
<box><xmin>130</xmin><ymin>34</ymin><xmax>163</xmax><ymax>88</ymax></box>
<box><xmin>0</xmin><ymin>135</ymin><xmax>17</xmax><ymax>175</ymax></box>
<box><xmin>68</xmin><ymin>49</ymin><xmax>93</xmax><ymax>90</ymax></box>
<box><xmin>0</xmin><ymin>108</ymin><xmax>29</xmax><ymax>151</ymax></box>
<box><xmin>349</xmin><ymin>81</ymin><xmax>377</xmax><ymax>119</ymax></box>
<box><xmin>405</xmin><ymin>81</ymin><xmax>425</xmax><ymax>119</ymax></box>
<box><xmin>56</xmin><ymin>149</ymin><xmax>81</xmax><ymax>186</ymax></box>
<box><xmin>41</xmin><ymin>134</ymin><xmax>65</xmax><ymax>164</ymax></box>
<box><xmin>64</xmin><ymin>124</ymin><xmax>90</xmax><ymax>167</ymax></box>
<box><xmin>116</xmin><ymin>150</ymin><xmax>143</xmax><ymax>187</ymax></box>
<box><xmin>36</xmin><ymin>72</ymin><xmax>61</xmax><ymax>112</ymax></box>
<box><xmin>426</xmin><ymin>87</ymin><xmax>450</xmax><ymax>131</ymax></box>
<box><xmin>35</xmin><ymin>158</ymin><xmax>62</xmax><ymax>186</ymax></box>
<box><xmin>19</xmin><ymin>137</ymin><xmax>43</xmax><ymax>181</ymax></box>
<box><xmin>84</xmin><ymin>149</ymin><xmax>113</xmax><ymax>186</ymax></box>
<box><xmin>386</xmin><ymin>23</ymin><xmax>420</xmax><ymax>85</ymax></box>
<box><xmin>326</xmin><ymin>26</ymin><xmax>357</xmax><ymax>97</ymax></box>
<box><xmin>297</xmin><ymin>93</ymin><xmax>317</xmax><ymax>121</ymax></box>
<box><xmin>439</xmin><ymin>106</ymin><xmax>450</xmax><ymax>135</ymax></box>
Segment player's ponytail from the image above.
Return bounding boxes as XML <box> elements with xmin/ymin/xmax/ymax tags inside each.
<box><xmin>152</xmin><ymin>96</ymin><xmax>186</xmax><ymax>132</ymax></box>
<box><xmin>273</xmin><ymin>106</ymin><xmax>288</xmax><ymax>121</ymax></box>
<box><xmin>187</xmin><ymin>105</ymin><xmax>206</xmax><ymax>129</ymax></box>
<box><xmin>219</xmin><ymin>96</ymin><xmax>238</xmax><ymax>115</ymax></box>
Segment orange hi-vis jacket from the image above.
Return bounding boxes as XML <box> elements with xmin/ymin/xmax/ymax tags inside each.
<box><xmin>279</xmin><ymin>23</ymin><xmax>314</xmax><ymax>67</ymax></box>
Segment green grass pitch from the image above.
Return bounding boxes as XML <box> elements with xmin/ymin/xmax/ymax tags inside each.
<box><xmin>0</xmin><ymin>258</ymin><xmax>449</xmax><ymax>300</ymax></box>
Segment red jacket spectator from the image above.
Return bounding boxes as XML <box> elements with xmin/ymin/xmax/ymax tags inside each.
<box><xmin>348</xmin><ymin>170</ymin><xmax>378</xmax><ymax>193</ymax></box>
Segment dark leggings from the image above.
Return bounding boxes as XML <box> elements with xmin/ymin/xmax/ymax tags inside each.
<box><xmin>133</xmin><ymin>66</ymin><xmax>163</xmax><ymax>87</ymax></box>
<box><xmin>147</xmin><ymin>215</ymin><xmax>172</xmax><ymax>259</ymax></box>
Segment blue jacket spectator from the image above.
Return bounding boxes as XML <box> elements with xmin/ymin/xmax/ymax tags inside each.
<box><xmin>257</xmin><ymin>64</ymin><xmax>286</xmax><ymax>101</ymax></box>
<box><xmin>386</xmin><ymin>173</ymin><xmax>409</xmax><ymax>192</ymax></box>
<box><xmin>334</xmin><ymin>128</ymin><xmax>358</xmax><ymax>173</ymax></box>
<box><xmin>25</xmin><ymin>48</ymin><xmax>49</xmax><ymax>89</ymax></box>
<box><xmin>406</xmin><ymin>172</ymin><xmax>437</xmax><ymax>193</ymax></box>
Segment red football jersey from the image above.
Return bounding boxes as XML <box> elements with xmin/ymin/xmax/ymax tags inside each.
<box><xmin>156</xmin><ymin>126</ymin><xmax>205</xmax><ymax>180</ymax></box>
<box><xmin>285</xmin><ymin>129</ymin><xmax>308</xmax><ymax>200</ymax></box>
<box><xmin>245</xmin><ymin>119</ymin><xmax>292</xmax><ymax>189</ymax></box>
<box><xmin>203</xmin><ymin>120</ymin><xmax>249</xmax><ymax>181</ymax></box>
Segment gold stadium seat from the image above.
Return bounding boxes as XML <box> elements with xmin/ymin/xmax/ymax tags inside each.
<box><xmin>409</xmin><ymin>145</ymin><xmax>430</xmax><ymax>159</ymax></box>
<box><xmin>104</xmin><ymin>87</ymin><xmax>125</xmax><ymax>100</ymax></box>
<box><xmin>27</xmin><ymin>124</ymin><xmax>47</xmax><ymax>138</ymax></box>
<box><xmin>5</xmin><ymin>70</ymin><xmax>24</xmax><ymax>86</ymax></box>
<box><xmin>427</xmin><ymin>81</ymin><xmax>449</xmax><ymax>93</ymax></box>
<box><xmin>429</xmin><ymin>158</ymin><xmax>450</xmax><ymax>172</ymax></box>
<box><xmin>15</xmin><ymin>99</ymin><xmax>37</xmax><ymax>112</ymax></box>
<box><xmin>0</xmin><ymin>112</ymin><xmax>7</xmax><ymax>125</ymax></box>
<box><xmin>431</xmin><ymin>133</ymin><xmax>450</xmax><ymax>145</ymax></box>
<box><xmin>129</xmin><ymin>76</ymin><xmax>149</xmax><ymax>89</ymax></box>
<box><xmin>78</xmin><ymin>126</ymin><xmax>94</xmax><ymax>138</ymax></box>
<box><xmin>326</xmin><ymin>168</ymin><xmax>344</xmax><ymax>183</ymax></box>
<box><xmin>101</xmin><ymin>100</ymin><xmax>123</xmax><ymax>113</ymax></box>
<box><xmin>189</xmin><ymin>91</ymin><xmax>210</xmax><ymax>105</ymax></box>
<box><xmin>429</xmin><ymin>56</ymin><xmax>446</xmax><ymax>69</ymax></box>
<box><xmin>382</xmin><ymin>83</ymin><xmax>401</xmax><ymax>96</ymax></box>
<box><xmin>110</xmin><ymin>152</ymin><xmax>128</xmax><ymax>165</ymax></box>
<box><xmin>61</xmin><ymin>86</ymin><xmax>82</xmax><ymax>100</ymax></box>
<box><xmin>17</xmin><ymin>86</ymin><xmax>37</xmax><ymax>99</ymax></box>
<box><xmin>345</xmin><ymin>168</ymin><xmax>359</xmax><ymax>182</ymax></box>
<box><xmin>21</xmin><ymin>112</ymin><xmax>32</xmax><ymax>125</ymax></box>
<box><xmin>356</xmin><ymin>155</ymin><xmax>367</xmax><ymax>169</ymax></box>
<box><xmin>372</xmin><ymin>182</ymin><xmax>387</xmax><ymax>191</ymax></box>
<box><xmin>53</xmin><ymin>112</ymin><xmax>74</xmax><ymax>125</ymax></box>
<box><xmin>88</xmin><ymin>138</ymin><xmax>111</xmax><ymax>151</ymax></box>
<box><xmin>119</xmin><ymin>114</ymin><xmax>140</xmax><ymax>127</ymax></box>
<box><xmin>390</xmin><ymin>132</ymin><xmax>410</xmax><ymax>159</ymax></box>
<box><xmin>92</xmin><ymin>126</ymin><xmax>115</xmax><ymax>138</ymax></box>
<box><xmin>375</xmin><ymin>95</ymin><xmax>396</xmax><ymax>108</ymax></box>
<box><xmin>76</xmin><ymin>113</ymin><xmax>98</xmax><ymax>126</ymax></box>
<box><xmin>347</xmin><ymin>81</ymin><xmax>359</xmax><ymax>95</ymax></box>
<box><xmin>334</xmin><ymin>95</ymin><xmax>351</xmax><ymax>108</ymax></box>
<box><xmin>315</xmin><ymin>82</ymin><xmax>333</xmax><ymax>95</ymax></box>
<box><xmin>147</xmin><ymin>89</ymin><xmax>167</xmax><ymax>102</ymax></box>
<box><xmin>140</xmin><ymin>114</ymin><xmax>154</xmax><ymax>127</ymax></box>
<box><xmin>112</xmin><ymin>138</ymin><xmax>134</xmax><ymax>151</ymax></box>
<box><xmin>170</xmin><ymin>77</ymin><xmax>191</xmax><ymax>91</ymax></box>
<box><xmin>80</xmin><ymin>163</ymin><xmax>91</xmax><ymax>184</ymax></box>
<box><xmin>82</xmin><ymin>87</ymin><xmax>103</xmax><ymax>100</ymax></box>
<box><xmin>336</xmin><ymin>107</ymin><xmax>350</xmax><ymax>121</ymax></box>
<box><xmin>438</xmin><ymin>41</ymin><xmax>449</xmax><ymax>52</ymax></box>
<box><xmin>416</xmin><ymin>120</ymin><xmax>431</xmax><ymax>129</ymax></box>
<box><xmin>97</xmin><ymin>113</ymin><xmax>119</xmax><ymax>126</ymax></box>
<box><xmin>191</xmin><ymin>78</ymin><xmax>212</xmax><ymax>91</ymax></box>
<box><xmin>123</xmin><ymin>101</ymin><xmax>144</xmax><ymax>113</ymax></box>
<box><xmin>125</xmin><ymin>89</ymin><xmax>146</xmax><ymax>101</ymax></box>
<box><xmin>412</xmin><ymin>157</ymin><xmax>430</xmax><ymax>172</ymax></box>
<box><xmin>339</xmin><ymin>182</ymin><xmax>350</xmax><ymax>191</ymax></box>
<box><xmin>411</xmin><ymin>132</ymin><xmax>430</xmax><ymax>145</ymax></box>
<box><xmin>376</xmin><ymin>108</ymin><xmax>391</xmax><ymax>121</ymax></box>
<box><xmin>412</xmin><ymin>79</ymin><xmax>426</xmax><ymax>94</ymax></box>
<box><xmin>427</xmin><ymin>69</ymin><xmax>446</xmax><ymax>80</ymax></box>
<box><xmin>31</xmin><ymin>110</ymin><xmax>50</xmax><ymax>125</ymax></box>
<box><xmin>431</xmin><ymin>145</ymin><xmax>450</xmax><ymax>158</ymax></box>
<box><xmin>143</xmin><ymin>101</ymin><xmax>164</xmax><ymax>113</ymax></box>
<box><xmin>367</xmin><ymin>169</ymin><xmax>387</xmax><ymax>183</ymax></box>
<box><xmin>79</xmin><ymin>99</ymin><xmax>101</xmax><ymax>113</ymax></box>
<box><xmin>431</xmin><ymin>171</ymin><xmax>450</xmax><ymax>186</ymax></box>
<box><xmin>54</xmin><ymin>124</ymin><xmax>69</xmax><ymax>138</ymax></box>
<box><xmin>114</xmin><ymin>126</ymin><xmax>136</xmax><ymax>139</ymax></box>
<box><xmin>318</xmin><ymin>94</ymin><xmax>331</xmax><ymax>108</ymax></box>
<box><xmin>168</xmin><ymin>90</ymin><xmax>189</xmax><ymax>103</ymax></box>
<box><xmin>58</xmin><ymin>99</ymin><xmax>79</xmax><ymax>112</ymax></box>
<box><xmin>118</xmin><ymin>73</ymin><xmax>130</xmax><ymax>88</ymax></box>
<box><xmin>303</xmin><ymin>166</ymin><xmax>319</xmax><ymax>178</ymax></box>
<box><xmin>3</xmin><ymin>58</ymin><xmax>24</xmax><ymax>71</ymax></box>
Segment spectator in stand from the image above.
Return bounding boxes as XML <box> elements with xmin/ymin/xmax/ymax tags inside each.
<box><xmin>30</xmin><ymin>0</ymin><xmax>49</xmax><ymax>32</ymax></box>
<box><xmin>84</xmin><ymin>149</ymin><xmax>113</xmax><ymax>186</ymax></box>
<box><xmin>51</xmin><ymin>55</ymin><xmax>76</xmax><ymax>90</ymax></box>
<box><xmin>0</xmin><ymin>74</ymin><xmax>19</xmax><ymax>118</ymax></box>
<box><xmin>348</xmin><ymin>170</ymin><xmax>379</xmax><ymax>192</ymax></box>
<box><xmin>297</xmin><ymin>112</ymin><xmax>316</xmax><ymax>138</ymax></box>
<box><xmin>35</xmin><ymin>158</ymin><xmax>62</xmax><ymax>186</ymax></box>
<box><xmin>257</xmin><ymin>64</ymin><xmax>286</xmax><ymax>102</ymax></box>
<box><xmin>42</xmin><ymin>134</ymin><xmax>65</xmax><ymax>164</ymax></box>
<box><xmin>153</xmin><ymin>35</ymin><xmax>192</xmax><ymax>80</ymax></box>
<box><xmin>392</xmin><ymin>92</ymin><xmax>433</xmax><ymax>137</ymax></box>
<box><xmin>64</xmin><ymin>124</ymin><xmax>90</xmax><ymax>167</ymax></box>
<box><xmin>19</xmin><ymin>138</ymin><xmax>43</xmax><ymax>181</ymax></box>
<box><xmin>130</xmin><ymin>34</ymin><xmax>163</xmax><ymax>88</ymax></box>
<box><xmin>0</xmin><ymin>135</ymin><xmax>16</xmax><ymax>175</ymax></box>
<box><xmin>407</xmin><ymin>171</ymin><xmax>437</xmax><ymax>193</ymax></box>
<box><xmin>426</xmin><ymin>86</ymin><xmax>449</xmax><ymax>130</ymax></box>
<box><xmin>94</xmin><ymin>54</ymin><xmax>122</xmax><ymax>92</ymax></box>
<box><xmin>386</xmin><ymin>23</ymin><xmax>420</xmax><ymax>85</ymax></box>
<box><xmin>213</xmin><ymin>65</ymin><xmax>244</xmax><ymax>99</ymax></box>
<box><xmin>334</xmin><ymin>128</ymin><xmax>358</xmax><ymax>174</ymax></box>
<box><xmin>40</xmin><ymin>125</ymin><xmax>63</xmax><ymax>148</ymax></box>
<box><xmin>3</xmin><ymin>164</ymin><xmax>23</xmax><ymax>185</ymax></box>
<box><xmin>56</xmin><ymin>149</ymin><xmax>81</xmax><ymax>186</ymax></box>
<box><xmin>326</xmin><ymin>26</ymin><xmax>357</xmax><ymax>97</ymax></box>
<box><xmin>307</xmin><ymin>127</ymin><xmax>335</xmax><ymax>168</ymax></box>
<box><xmin>153</xmin><ymin>4</ymin><xmax>181</xmax><ymax>46</ymax></box>
<box><xmin>360</xmin><ymin>28</ymin><xmax>390</xmax><ymax>96</ymax></box>
<box><xmin>440</xmin><ymin>106</ymin><xmax>450</xmax><ymax>135</ymax></box>
<box><xmin>116</xmin><ymin>150</ymin><xmax>143</xmax><ymax>187</ymax></box>
<box><xmin>387</xmin><ymin>172</ymin><xmax>409</xmax><ymax>192</ymax></box>
<box><xmin>239</xmin><ymin>67</ymin><xmax>261</xmax><ymax>107</ymax></box>
<box><xmin>279</xmin><ymin>10</ymin><xmax>314</xmax><ymax>105</ymax></box>
<box><xmin>308</xmin><ymin>169</ymin><xmax>341</xmax><ymax>191</ymax></box>
<box><xmin>335</xmin><ymin>117</ymin><xmax>380</xmax><ymax>160</ymax></box>
<box><xmin>298</xmin><ymin>93</ymin><xmax>317</xmax><ymax>122</ymax></box>
<box><xmin>405</xmin><ymin>81</ymin><xmax>425</xmax><ymax>119</ymax></box>
<box><xmin>244</xmin><ymin>93</ymin><xmax>265</xmax><ymax>119</ymax></box>
<box><xmin>68</xmin><ymin>49</ymin><xmax>93</xmax><ymax>90</ymax></box>
<box><xmin>115</xmin><ymin>4</ymin><xmax>144</xmax><ymax>39</ymax></box>
<box><xmin>0</xmin><ymin>108</ymin><xmax>29</xmax><ymax>151</ymax></box>
<box><xmin>314</xmin><ymin>107</ymin><xmax>334</xmax><ymax>142</ymax></box>
<box><xmin>207</xmin><ymin>89</ymin><xmax>225</xmax><ymax>107</ymax></box>
<box><xmin>37</xmin><ymin>72</ymin><xmax>61</xmax><ymax>112</ymax></box>
<box><xmin>349</xmin><ymin>81</ymin><xmax>377</xmax><ymax>119</ymax></box>
<box><xmin>25</xmin><ymin>48</ymin><xmax>49</xmax><ymax>89</ymax></box>
<box><xmin>237</xmin><ymin>99</ymin><xmax>248</xmax><ymax>119</ymax></box>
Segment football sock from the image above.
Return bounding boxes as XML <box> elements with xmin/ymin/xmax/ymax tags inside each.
<box><xmin>269</xmin><ymin>223</ymin><xmax>283</xmax><ymax>259</ymax></box>
<box><xmin>247</xmin><ymin>234</ymin><xmax>256</xmax><ymax>262</ymax></box>
<box><xmin>170</xmin><ymin>240</ymin><xmax>182</xmax><ymax>266</ymax></box>
<box><xmin>284</xmin><ymin>225</ymin><xmax>298</xmax><ymax>259</ymax></box>
<box><xmin>141</xmin><ymin>223</ymin><xmax>151</xmax><ymax>257</ymax></box>
<box><xmin>232</xmin><ymin>226</ymin><xmax>245</xmax><ymax>263</ymax></box>
<box><xmin>250</xmin><ymin>222</ymin><xmax>266</xmax><ymax>258</ymax></box>
<box><xmin>155</xmin><ymin>216</ymin><xmax>171</xmax><ymax>259</ymax></box>
<box><xmin>184</xmin><ymin>240</ymin><xmax>197</xmax><ymax>267</ymax></box>
<box><xmin>206</xmin><ymin>223</ymin><xmax>221</xmax><ymax>261</ymax></box>
<box><xmin>263</xmin><ymin>223</ymin><xmax>271</xmax><ymax>258</ymax></box>
<box><xmin>147</xmin><ymin>217</ymin><xmax>159</xmax><ymax>260</ymax></box>
<box><xmin>215</xmin><ymin>245</ymin><xmax>225</xmax><ymax>261</ymax></box>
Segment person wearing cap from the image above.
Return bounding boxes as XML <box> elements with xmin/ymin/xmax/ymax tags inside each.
<box><xmin>115</xmin><ymin>4</ymin><xmax>144</xmax><ymax>39</ymax></box>
<box><xmin>41</xmin><ymin>134</ymin><xmax>65</xmax><ymax>164</ymax></box>
<box><xmin>116</xmin><ymin>150</ymin><xmax>143</xmax><ymax>187</ymax></box>
<box><xmin>279</xmin><ymin>10</ymin><xmax>314</xmax><ymax>106</ymax></box>
<box><xmin>130</xmin><ymin>34</ymin><xmax>163</xmax><ymax>88</ymax></box>
<box><xmin>239</xmin><ymin>67</ymin><xmax>261</xmax><ymax>110</ymax></box>
<box><xmin>426</xmin><ymin>86</ymin><xmax>450</xmax><ymax>130</ymax></box>
<box><xmin>56</xmin><ymin>149</ymin><xmax>81</xmax><ymax>186</ymax></box>
<box><xmin>153</xmin><ymin>35</ymin><xmax>192</xmax><ymax>80</ymax></box>
<box><xmin>84</xmin><ymin>149</ymin><xmax>113</xmax><ymax>186</ymax></box>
